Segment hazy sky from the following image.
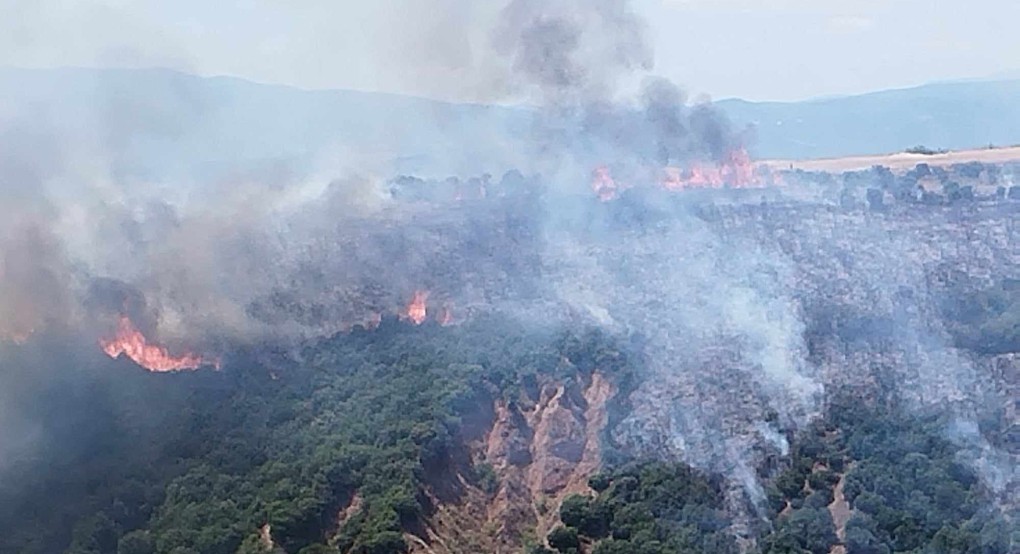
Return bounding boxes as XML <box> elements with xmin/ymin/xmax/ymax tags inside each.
<box><xmin>2</xmin><ymin>0</ymin><xmax>1017</xmax><ymax>102</ymax></box>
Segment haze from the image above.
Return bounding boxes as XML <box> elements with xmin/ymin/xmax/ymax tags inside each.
<box><xmin>2</xmin><ymin>0</ymin><xmax>1017</xmax><ymax>102</ymax></box>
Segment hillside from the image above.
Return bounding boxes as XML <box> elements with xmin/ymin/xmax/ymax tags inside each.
<box><xmin>1</xmin><ymin>182</ymin><xmax>1017</xmax><ymax>554</ymax></box>
<box><xmin>762</xmin><ymin>145</ymin><xmax>1020</xmax><ymax>173</ymax></box>
<box><xmin>0</xmin><ymin>67</ymin><xmax>529</xmax><ymax>181</ymax></box>
<box><xmin>2</xmin><ymin>66</ymin><xmax>1019</xmax><ymax>554</ymax></box>
<box><xmin>3</xmin><ymin>68</ymin><xmax>1020</xmax><ymax>170</ymax></box>
<box><xmin>719</xmin><ymin>79</ymin><xmax>1020</xmax><ymax>159</ymax></box>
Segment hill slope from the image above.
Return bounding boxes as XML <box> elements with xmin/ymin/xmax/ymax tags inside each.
<box><xmin>0</xmin><ymin>67</ymin><xmax>530</xmax><ymax>181</ymax></box>
<box><xmin>3</xmin><ymin>68</ymin><xmax>1020</xmax><ymax>172</ymax></box>
<box><xmin>719</xmin><ymin>80</ymin><xmax>1020</xmax><ymax>159</ymax></box>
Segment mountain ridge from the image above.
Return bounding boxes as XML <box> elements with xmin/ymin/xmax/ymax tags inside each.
<box><xmin>3</xmin><ymin>66</ymin><xmax>1019</xmax><ymax>168</ymax></box>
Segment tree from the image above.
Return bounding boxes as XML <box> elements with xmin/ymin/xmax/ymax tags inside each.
<box><xmin>118</xmin><ymin>531</ymin><xmax>155</xmax><ymax>554</ymax></box>
<box><xmin>296</xmin><ymin>546</ymin><xmax>340</xmax><ymax>554</ymax></box>
<box><xmin>354</xmin><ymin>531</ymin><xmax>407</xmax><ymax>554</ymax></box>
<box><xmin>68</xmin><ymin>512</ymin><xmax>120</xmax><ymax>554</ymax></box>
<box><xmin>763</xmin><ymin>531</ymin><xmax>810</xmax><ymax>554</ymax></box>
<box><xmin>589</xmin><ymin>540</ymin><xmax>620</xmax><ymax>554</ymax></box>
<box><xmin>784</xmin><ymin>508</ymin><xmax>837</xmax><ymax>554</ymax></box>
<box><xmin>559</xmin><ymin>494</ymin><xmax>590</xmax><ymax>529</ymax></box>
<box><xmin>588</xmin><ymin>473</ymin><xmax>612</xmax><ymax>493</ymax></box>
<box><xmin>844</xmin><ymin>526</ymin><xmax>889</xmax><ymax>554</ymax></box>
<box><xmin>547</xmin><ymin>526</ymin><xmax>581</xmax><ymax>553</ymax></box>
<box><xmin>580</xmin><ymin>499</ymin><xmax>612</xmax><ymax>538</ymax></box>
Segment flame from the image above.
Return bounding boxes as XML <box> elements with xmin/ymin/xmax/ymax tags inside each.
<box><xmin>100</xmin><ymin>316</ymin><xmax>213</xmax><ymax>372</ymax></box>
<box><xmin>403</xmin><ymin>290</ymin><xmax>429</xmax><ymax>325</ymax></box>
<box><xmin>662</xmin><ymin>148</ymin><xmax>759</xmax><ymax>191</ymax></box>
<box><xmin>594</xmin><ymin>147</ymin><xmax>772</xmax><ymax>199</ymax></box>
<box><xmin>591</xmin><ymin>166</ymin><xmax>621</xmax><ymax>201</ymax></box>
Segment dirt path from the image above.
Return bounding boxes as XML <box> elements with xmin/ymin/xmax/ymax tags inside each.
<box><xmin>827</xmin><ymin>472</ymin><xmax>852</xmax><ymax>554</ymax></box>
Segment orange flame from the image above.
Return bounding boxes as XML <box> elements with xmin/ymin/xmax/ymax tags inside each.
<box><xmin>403</xmin><ymin>291</ymin><xmax>429</xmax><ymax>325</ymax></box>
<box><xmin>662</xmin><ymin>148</ymin><xmax>759</xmax><ymax>191</ymax></box>
<box><xmin>100</xmin><ymin>316</ymin><xmax>212</xmax><ymax>372</ymax></box>
<box><xmin>595</xmin><ymin>147</ymin><xmax>770</xmax><ymax>199</ymax></box>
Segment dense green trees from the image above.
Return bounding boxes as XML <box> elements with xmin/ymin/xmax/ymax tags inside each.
<box><xmin>0</xmin><ymin>318</ymin><xmax>628</xmax><ymax>554</ymax></box>
<box><xmin>764</xmin><ymin>508</ymin><xmax>837</xmax><ymax>554</ymax></box>
<box><xmin>546</xmin><ymin>463</ymin><xmax>738</xmax><ymax>554</ymax></box>
<box><xmin>779</xmin><ymin>397</ymin><xmax>1013</xmax><ymax>554</ymax></box>
<box><xmin>0</xmin><ymin>312</ymin><xmax>1013</xmax><ymax>554</ymax></box>
<box><xmin>117</xmin><ymin>531</ymin><xmax>155</xmax><ymax>554</ymax></box>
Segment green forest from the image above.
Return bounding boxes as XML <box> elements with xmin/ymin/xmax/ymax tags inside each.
<box><xmin>0</xmin><ymin>306</ymin><xmax>1015</xmax><ymax>554</ymax></box>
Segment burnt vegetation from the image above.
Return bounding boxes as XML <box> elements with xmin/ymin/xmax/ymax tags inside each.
<box><xmin>2</xmin><ymin>0</ymin><xmax>1019</xmax><ymax>551</ymax></box>
<box><xmin>2</xmin><ymin>151</ymin><xmax>1019</xmax><ymax>554</ymax></box>
<box><xmin>2</xmin><ymin>174</ymin><xmax>1018</xmax><ymax>553</ymax></box>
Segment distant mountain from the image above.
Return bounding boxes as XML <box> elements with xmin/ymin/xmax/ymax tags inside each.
<box><xmin>718</xmin><ymin>79</ymin><xmax>1020</xmax><ymax>160</ymax></box>
<box><xmin>3</xmin><ymin>67</ymin><xmax>1019</xmax><ymax>175</ymax></box>
<box><xmin>0</xmin><ymin>67</ymin><xmax>530</xmax><ymax>182</ymax></box>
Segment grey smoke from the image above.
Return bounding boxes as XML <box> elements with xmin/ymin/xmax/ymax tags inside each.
<box><xmin>0</xmin><ymin>2</ymin><xmax>1014</xmax><ymax>544</ymax></box>
<box><xmin>493</xmin><ymin>0</ymin><xmax>652</xmax><ymax>102</ymax></box>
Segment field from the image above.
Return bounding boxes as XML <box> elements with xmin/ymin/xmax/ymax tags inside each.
<box><xmin>763</xmin><ymin>145</ymin><xmax>1020</xmax><ymax>173</ymax></box>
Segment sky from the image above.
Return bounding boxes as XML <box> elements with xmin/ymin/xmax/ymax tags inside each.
<box><xmin>1</xmin><ymin>0</ymin><xmax>1017</xmax><ymax>102</ymax></box>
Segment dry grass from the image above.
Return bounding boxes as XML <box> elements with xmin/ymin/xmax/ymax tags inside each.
<box><xmin>762</xmin><ymin>146</ymin><xmax>1020</xmax><ymax>173</ymax></box>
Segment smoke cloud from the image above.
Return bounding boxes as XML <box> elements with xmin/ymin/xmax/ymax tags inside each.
<box><xmin>0</xmin><ymin>0</ymin><xmax>1014</xmax><ymax>541</ymax></box>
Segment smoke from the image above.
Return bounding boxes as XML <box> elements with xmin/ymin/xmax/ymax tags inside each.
<box><xmin>492</xmin><ymin>0</ymin><xmax>652</xmax><ymax>102</ymax></box>
<box><xmin>0</xmin><ymin>1</ymin><xmax>1015</xmax><ymax>543</ymax></box>
<box><xmin>552</xmin><ymin>204</ymin><xmax>823</xmax><ymax>525</ymax></box>
<box><xmin>0</xmin><ymin>0</ymin><xmax>744</xmax><ymax>343</ymax></box>
<box><xmin>410</xmin><ymin>0</ymin><xmax>747</xmax><ymax>178</ymax></box>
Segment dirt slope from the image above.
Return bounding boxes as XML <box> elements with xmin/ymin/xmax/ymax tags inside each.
<box><xmin>406</xmin><ymin>371</ymin><xmax>613</xmax><ymax>554</ymax></box>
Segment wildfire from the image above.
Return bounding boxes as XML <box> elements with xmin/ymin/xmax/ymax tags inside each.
<box><xmin>662</xmin><ymin>148</ymin><xmax>759</xmax><ymax>191</ymax></box>
<box><xmin>100</xmin><ymin>316</ymin><xmax>212</xmax><ymax>372</ymax></box>
<box><xmin>594</xmin><ymin>147</ymin><xmax>770</xmax><ymax>199</ymax></box>
<box><xmin>592</xmin><ymin>166</ymin><xmax>622</xmax><ymax>202</ymax></box>
<box><xmin>403</xmin><ymin>290</ymin><xmax>429</xmax><ymax>325</ymax></box>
